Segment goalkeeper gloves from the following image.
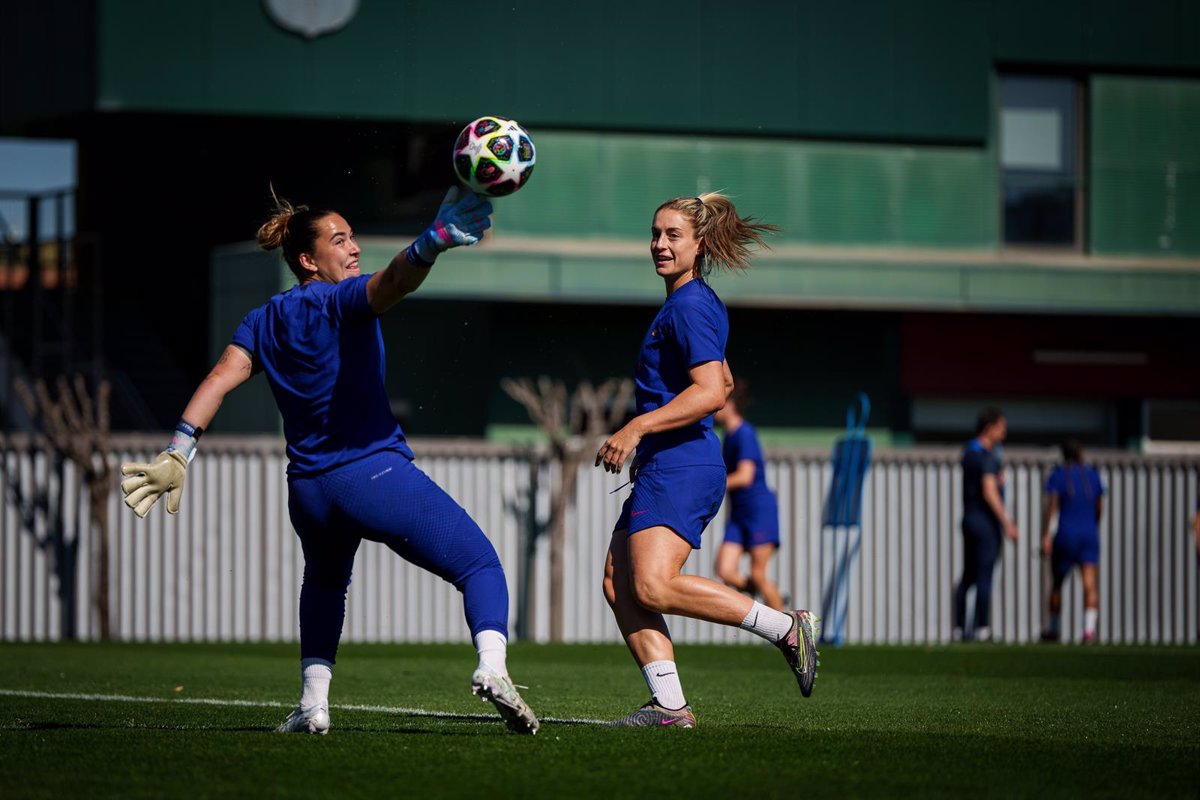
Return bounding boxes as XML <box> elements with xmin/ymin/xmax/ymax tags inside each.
<box><xmin>120</xmin><ymin>420</ymin><xmax>200</xmax><ymax>518</ymax></box>
<box><xmin>409</xmin><ymin>187</ymin><xmax>493</xmax><ymax>265</ymax></box>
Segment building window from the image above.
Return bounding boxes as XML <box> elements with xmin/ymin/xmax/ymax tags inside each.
<box><xmin>999</xmin><ymin>76</ymin><xmax>1082</xmax><ymax>248</ymax></box>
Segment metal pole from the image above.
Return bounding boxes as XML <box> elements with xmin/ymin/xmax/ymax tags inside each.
<box><xmin>28</xmin><ymin>196</ymin><xmax>42</xmax><ymax>379</ymax></box>
<box><xmin>57</xmin><ymin>192</ymin><xmax>72</xmax><ymax>376</ymax></box>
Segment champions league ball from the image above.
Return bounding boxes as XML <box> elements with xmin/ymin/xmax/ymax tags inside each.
<box><xmin>452</xmin><ymin>116</ymin><xmax>536</xmax><ymax>197</ymax></box>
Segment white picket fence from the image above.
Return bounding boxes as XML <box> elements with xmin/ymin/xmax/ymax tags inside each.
<box><xmin>2</xmin><ymin>435</ymin><xmax>1197</xmax><ymax>645</ymax></box>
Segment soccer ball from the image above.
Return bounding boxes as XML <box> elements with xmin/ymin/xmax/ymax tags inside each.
<box><xmin>452</xmin><ymin>116</ymin><xmax>536</xmax><ymax>197</ymax></box>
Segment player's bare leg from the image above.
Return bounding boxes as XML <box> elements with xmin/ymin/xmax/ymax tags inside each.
<box><xmin>1042</xmin><ymin>572</ymin><xmax>1066</xmax><ymax>642</ymax></box>
<box><xmin>715</xmin><ymin>542</ymin><xmax>750</xmax><ymax>592</ymax></box>
<box><xmin>747</xmin><ymin>543</ymin><xmax>785</xmax><ymax>611</ymax></box>
<box><xmin>1080</xmin><ymin>563</ymin><xmax>1099</xmax><ymax>644</ymax></box>
<box><xmin>603</xmin><ymin>528</ymin><xmax>693</xmax><ymax>726</ymax></box>
<box><xmin>626</xmin><ymin>527</ymin><xmax>754</xmax><ymax>627</ymax></box>
<box><xmin>603</xmin><ymin>526</ymin><xmax>817</xmax><ymax>722</ymax></box>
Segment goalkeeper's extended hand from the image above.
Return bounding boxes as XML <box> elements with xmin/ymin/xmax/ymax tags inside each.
<box><xmin>120</xmin><ymin>450</ymin><xmax>188</xmax><ymax>518</ymax></box>
<box><xmin>411</xmin><ymin>187</ymin><xmax>493</xmax><ymax>263</ymax></box>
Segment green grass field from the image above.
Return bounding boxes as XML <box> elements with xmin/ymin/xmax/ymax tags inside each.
<box><xmin>1</xmin><ymin>641</ymin><xmax>1197</xmax><ymax>798</ymax></box>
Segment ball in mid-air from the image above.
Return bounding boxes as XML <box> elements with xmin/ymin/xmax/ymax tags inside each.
<box><xmin>452</xmin><ymin>116</ymin><xmax>536</xmax><ymax>197</ymax></box>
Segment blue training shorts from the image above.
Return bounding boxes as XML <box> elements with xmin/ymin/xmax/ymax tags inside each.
<box><xmin>615</xmin><ymin>465</ymin><xmax>725</xmax><ymax>549</ymax></box>
<box><xmin>724</xmin><ymin>503</ymin><xmax>781</xmax><ymax>549</ymax></box>
<box><xmin>1051</xmin><ymin>531</ymin><xmax>1100</xmax><ymax>580</ymax></box>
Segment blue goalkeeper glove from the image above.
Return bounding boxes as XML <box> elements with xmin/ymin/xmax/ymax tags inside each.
<box><xmin>410</xmin><ymin>187</ymin><xmax>493</xmax><ymax>264</ymax></box>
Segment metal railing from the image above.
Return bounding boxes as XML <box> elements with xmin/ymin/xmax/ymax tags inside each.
<box><xmin>2</xmin><ymin>435</ymin><xmax>1197</xmax><ymax>644</ymax></box>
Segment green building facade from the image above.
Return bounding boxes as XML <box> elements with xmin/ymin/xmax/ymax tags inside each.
<box><xmin>6</xmin><ymin>0</ymin><xmax>1198</xmax><ymax>446</ymax></box>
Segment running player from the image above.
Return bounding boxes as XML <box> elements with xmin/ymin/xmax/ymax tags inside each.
<box><xmin>953</xmin><ymin>407</ymin><xmax>1018</xmax><ymax>643</ymax></box>
<box><xmin>119</xmin><ymin>188</ymin><xmax>539</xmax><ymax>735</ymax></box>
<box><xmin>596</xmin><ymin>193</ymin><xmax>817</xmax><ymax>729</ymax></box>
<box><xmin>712</xmin><ymin>380</ymin><xmax>785</xmax><ymax>611</ymax></box>
<box><xmin>1040</xmin><ymin>440</ymin><xmax>1105</xmax><ymax>644</ymax></box>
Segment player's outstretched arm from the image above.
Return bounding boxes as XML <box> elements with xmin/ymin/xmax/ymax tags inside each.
<box><xmin>120</xmin><ymin>345</ymin><xmax>254</xmax><ymax>518</ymax></box>
<box><xmin>368</xmin><ymin>187</ymin><xmax>493</xmax><ymax>314</ymax></box>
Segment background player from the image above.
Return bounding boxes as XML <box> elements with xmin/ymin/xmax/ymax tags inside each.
<box><xmin>1040</xmin><ymin>440</ymin><xmax>1105</xmax><ymax>644</ymax></box>
<box><xmin>953</xmin><ymin>407</ymin><xmax>1018</xmax><ymax>642</ymax></box>
<box><xmin>712</xmin><ymin>380</ymin><xmax>785</xmax><ymax>611</ymax></box>
<box><xmin>119</xmin><ymin>188</ymin><xmax>539</xmax><ymax>735</ymax></box>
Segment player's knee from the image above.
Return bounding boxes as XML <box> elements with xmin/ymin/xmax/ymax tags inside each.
<box><xmin>715</xmin><ymin>564</ymin><xmax>739</xmax><ymax>585</ymax></box>
<box><xmin>631</xmin><ymin>574</ymin><xmax>670</xmax><ymax>613</ymax></box>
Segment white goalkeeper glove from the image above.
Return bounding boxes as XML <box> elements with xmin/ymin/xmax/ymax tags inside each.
<box><xmin>121</xmin><ymin>450</ymin><xmax>188</xmax><ymax>518</ymax></box>
<box><xmin>120</xmin><ymin>420</ymin><xmax>200</xmax><ymax>518</ymax></box>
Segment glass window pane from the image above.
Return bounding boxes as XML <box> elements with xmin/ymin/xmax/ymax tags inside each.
<box><xmin>1000</xmin><ymin>76</ymin><xmax>1079</xmax><ymax>247</ymax></box>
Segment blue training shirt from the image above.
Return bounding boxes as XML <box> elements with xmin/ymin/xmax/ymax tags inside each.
<box><xmin>962</xmin><ymin>438</ymin><xmax>1002</xmax><ymax>522</ymax></box>
<box><xmin>723</xmin><ymin>421</ymin><xmax>774</xmax><ymax>519</ymax></box>
<box><xmin>634</xmin><ymin>279</ymin><xmax>728</xmax><ymax>470</ymax></box>
<box><xmin>231</xmin><ymin>274</ymin><xmax>414</xmax><ymax>477</ymax></box>
<box><xmin>1046</xmin><ymin>464</ymin><xmax>1104</xmax><ymax>537</ymax></box>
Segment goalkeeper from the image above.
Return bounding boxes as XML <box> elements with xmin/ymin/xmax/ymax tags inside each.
<box><xmin>119</xmin><ymin>188</ymin><xmax>539</xmax><ymax>736</ymax></box>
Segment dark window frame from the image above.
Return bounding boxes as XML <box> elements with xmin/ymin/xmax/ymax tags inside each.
<box><xmin>996</xmin><ymin>70</ymin><xmax>1088</xmax><ymax>254</ymax></box>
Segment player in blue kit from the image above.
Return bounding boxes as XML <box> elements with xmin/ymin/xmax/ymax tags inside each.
<box><xmin>953</xmin><ymin>407</ymin><xmax>1019</xmax><ymax>642</ymax></box>
<box><xmin>1040</xmin><ymin>440</ymin><xmax>1105</xmax><ymax>644</ymax></box>
<box><xmin>118</xmin><ymin>188</ymin><xmax>539</xmax><ymax>735</ymax></box>
<box><xmin>595</xmin><ymin>193</ymin><xmax>817</xmax><ymax>729</ymax></box>
<box><xmin>713</xmin><ymin>381</ymin><xmax>785</xmax><ymax>612</ymax></box>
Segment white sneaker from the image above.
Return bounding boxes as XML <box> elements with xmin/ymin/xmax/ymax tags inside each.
<box><xmin>471</xmin><ymin>669</ymin><xmax>539</xmax><ymax>735</ymax></box>
<box><xmin>275</xmin><ymin>703</ymin><xmax>330</xmax><ymax>735</ymax></box>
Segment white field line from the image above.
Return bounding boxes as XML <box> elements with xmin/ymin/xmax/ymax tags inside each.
<box><xmin>0</xmin><ymin>689</ymin><xmax>604</xmax><ymax>726</ymax></box>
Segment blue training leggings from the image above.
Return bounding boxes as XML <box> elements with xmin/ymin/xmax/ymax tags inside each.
<box><xmin>954</xmin><ymin>515</ymin><xmax>1003</xmax><ymax>630</ymax></box>
<box><xmin>287</xmin><ymin>450</ymin><xmax>509</xmax><ymax>663</ymax></box>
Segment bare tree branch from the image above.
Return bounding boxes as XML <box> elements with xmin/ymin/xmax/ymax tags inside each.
<box><xmin>14</xmin><ymin>374</ymin><xmax>114</xmax><ymax>639</ymax></box>
<box><xmin>502</xmin><ymin>374</ymin><xmax>634</xmax><ymax>641</ymax></box>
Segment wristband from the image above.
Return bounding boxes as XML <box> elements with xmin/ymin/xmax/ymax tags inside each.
<box><xmin>406</xmin><ymin>237</ymin><xmax>436</xmax><ymax>268</ymax></box>
<box><xmin>166</xmin><ymin>419</ymin><xmax>203</xmax><ymax>463</ymax></box>
<box><xmin>174</xmin><ymin>420</ymin><xmax>204</xmax><ymax>440</ymax></box>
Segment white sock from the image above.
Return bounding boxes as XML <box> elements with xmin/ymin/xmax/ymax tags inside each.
<box><xmin>300</xmin><ymin>658</ymin><xmax>332</xmax><ymax>709</ymax></box>
<box><xmin>976</xmin><ymin>626</ymin><xmax>992</xmax><ymax>642</ymax></box>
<box><xmin>642</xmin><ymin>660</ymin><xmax>686</xmax><ymax>710</ymax></box>
<box><xmin>739</xmin><ymin>601</ymin><xmax>794</xmax><ymax>643</ymax></box>
<box><xmin>1083</xmin><ymin>609</ymin><xmax>1098</xmax><ymax>636</ymax></box>
<box><xmin>474</xmin><ymin>629</ymin><xmax>508</xmax><ymax>677</ymax></box>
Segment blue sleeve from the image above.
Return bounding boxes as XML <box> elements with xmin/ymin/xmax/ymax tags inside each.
<box><xmin>328</xmin><ymin>274</ymin><xmax>375</xmax><ymax>324</ymax></box>
<box><xmin>726</xmin><ymin>428</ymin><xmax>745</xmax><ymax>462</ymax></box>
<box><xmin>670</xmin><ymin>295</ymin><xmax>727</xmax><ymax>368</ymax></box>
<box><xmin>1045</xmin><ymin>466</ymin><xmax>1063</xmax><ymax>495</ymax></box>
<box><xmin>231</xmin><ymin>308</ymin><xmax>258</xmax><ymax>360</ymax></box>
<box><xmin>1090</xmin><ymin>467</ymin><xmax>1106</xmax><ymax>497</ymax></box>
<box><xmin>739</xmin><ymin>427</ymin><xmax>764</xmax><ymax>464</ymax></box>
<box><xmin>982</xmin><ymin>451</ymin><xmax>1001</xmax><ymax>476</ymax></box>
